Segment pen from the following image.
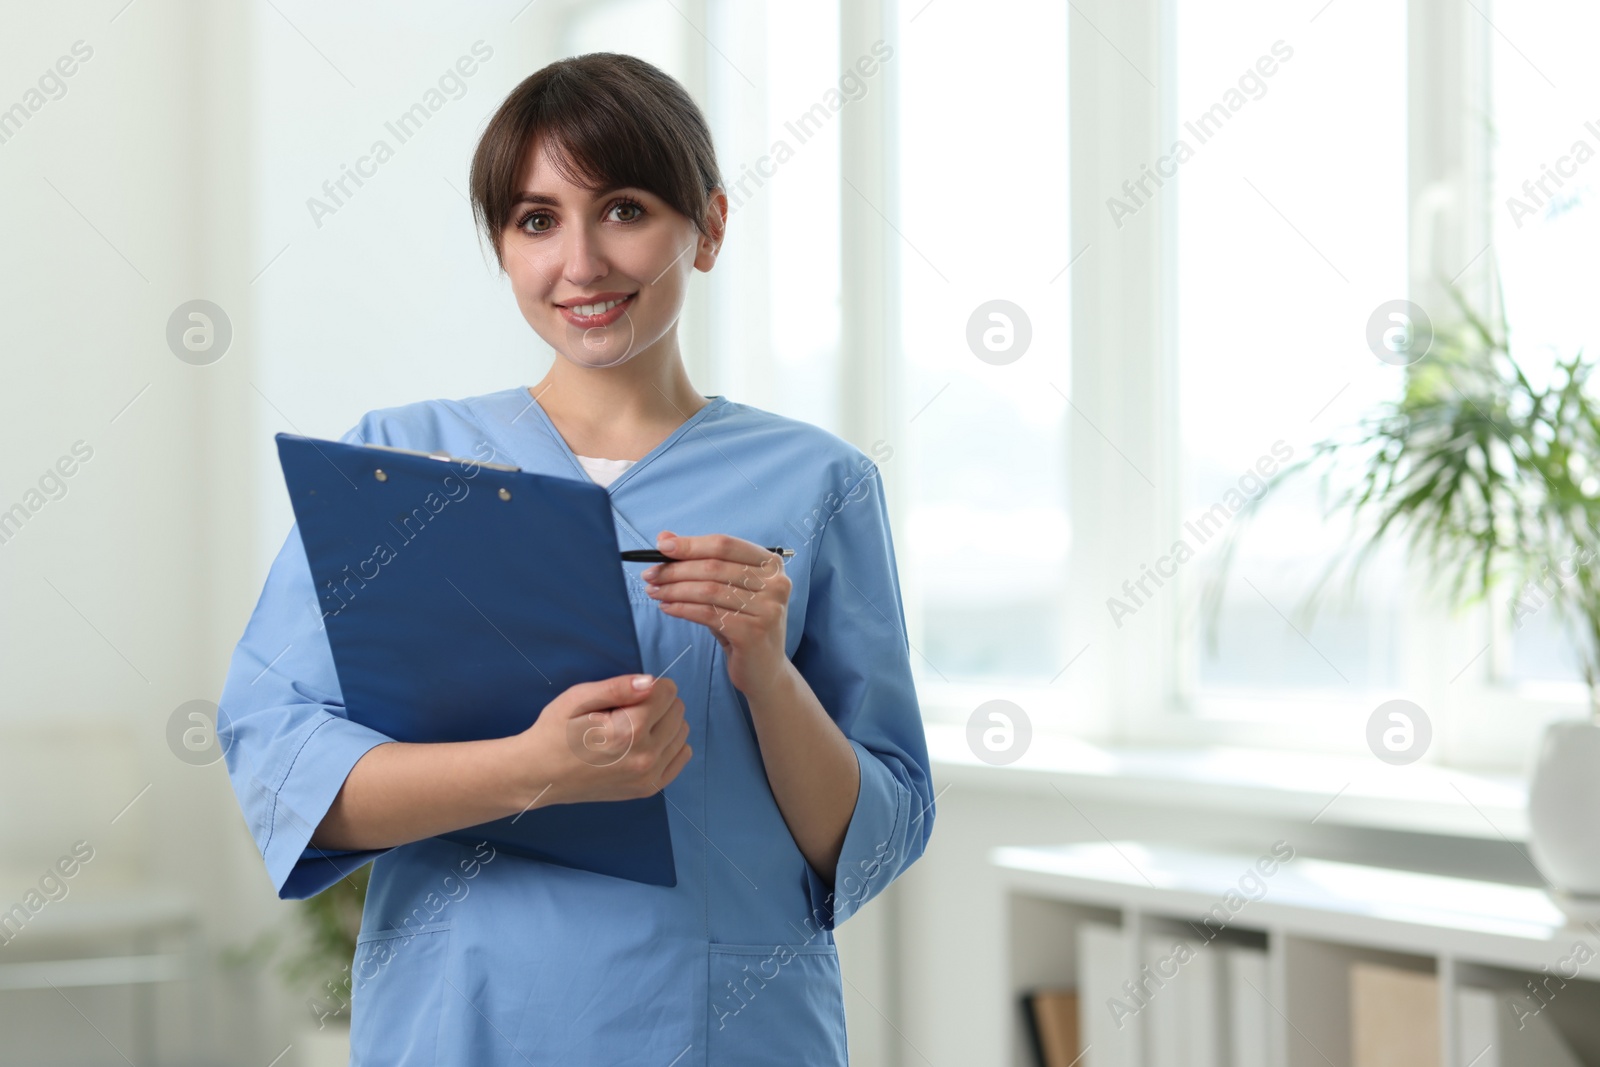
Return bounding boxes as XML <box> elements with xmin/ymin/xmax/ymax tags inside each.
<box><xmin>620</xmin><ymin>546</ymin><xmax>795</xmax><ymax>563</ymax></box>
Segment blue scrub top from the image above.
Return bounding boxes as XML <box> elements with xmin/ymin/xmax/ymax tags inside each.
<box><xmin>218</xmin><ymin>386</ymin><xmax>936</xmax><ymax>1065</ymax></box>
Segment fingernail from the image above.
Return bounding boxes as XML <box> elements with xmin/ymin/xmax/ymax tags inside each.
<box><xmin>658</xmin><ymin>537</ymin><xmax>678</xmax><ymax>553</ymax></box>
<box><xmin>632</xmin><ymin>675</ymin><xmax>654</xmax><ymax>690</ymax></box>
<box><xmin>641</xmin><ymin>565</ymin><xmax>660</xmax><ymax>579</ymax></box>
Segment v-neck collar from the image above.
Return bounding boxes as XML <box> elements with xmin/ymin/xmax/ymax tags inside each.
<box><xmin>479</xmin><ymin>387</ymin><xmax>727</xmax><ymax>495</ymax></box>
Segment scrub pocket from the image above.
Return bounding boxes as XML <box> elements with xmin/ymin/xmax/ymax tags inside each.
<box><xmin>349</xmin><ymin>920</ymin><xmax>452</xmax><ymax>1064</ymax></box>
<box><xmin>706</xmin><ymin>941</ymin><xmax>848</xmax><ymax>1065</ymax></box>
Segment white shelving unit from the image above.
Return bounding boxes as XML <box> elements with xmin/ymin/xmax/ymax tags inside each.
<box><xmin>0</xmin><ymin>890</ymin><xmax>208</xmax><ymax>1063</ymax></box>
<box><xmin>994</xmin><ymin>842</ymin><xmax>1600</xmax><ymax>1067</ymax></box>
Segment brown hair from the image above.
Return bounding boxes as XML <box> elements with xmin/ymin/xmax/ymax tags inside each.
<box><xmin>469</xmin><ymin>53</ymin><xmax>724</xmax><ymax>270</ymax></box>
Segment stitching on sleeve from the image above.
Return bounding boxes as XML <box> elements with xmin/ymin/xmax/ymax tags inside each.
<box><xmin>868</xmin><ymin>765</ymin><xmax>910</xmax><ymax>907</ymax></box>
<box><xmin>261</xmin><ymin>715</ymin><xmax>336</xmax><ymax>857</ymax></box>
<box><xmin>810</xmin><ymin>461</ymin><xmax>881</xmax><ymax>562</ymax></box>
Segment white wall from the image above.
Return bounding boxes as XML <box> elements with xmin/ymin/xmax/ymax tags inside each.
<box><xmin>0</xmin><ymin>0</ymin><xmax>279</xmax><ymax>1060</ymax></box>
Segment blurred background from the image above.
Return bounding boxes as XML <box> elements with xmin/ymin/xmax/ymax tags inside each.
<box><xmin>3</xmin><ymin>0</ymin><xmax>1599</xmax><ymax>1064</ymax></box>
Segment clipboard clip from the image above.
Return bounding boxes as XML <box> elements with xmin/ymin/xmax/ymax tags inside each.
<box><xmin>364</xmin><ymin>442</ymin><xmax>522</xmax><ymax>473</ymax></box>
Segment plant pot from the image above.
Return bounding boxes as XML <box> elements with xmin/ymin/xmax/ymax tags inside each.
<box><xmin>1528</xmin><ymin>719</ymin><xmax>1600</xmax><ymax>920</ymax></box>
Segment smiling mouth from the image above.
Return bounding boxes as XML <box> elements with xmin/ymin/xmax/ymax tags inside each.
<box><xmin>557</xmin><ymin>293</ymin><xmax>636</xmax><ymax>328</ymax></box>
<box><xmin>557</xmin><ymin>293</ymin><xmax>635</xmax><ymax>314</ymax></box>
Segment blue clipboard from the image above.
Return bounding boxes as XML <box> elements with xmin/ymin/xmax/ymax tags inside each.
<box><xmin>275</xmin><ymin>432</ymin><xmax>676</xmax><ymax>887</ymax></box>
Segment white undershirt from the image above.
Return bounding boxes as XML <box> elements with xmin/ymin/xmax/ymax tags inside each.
<box><xmin>575</xmin><ymin>454</ymin><xmax>636</xmax><ymax>488</ymax></box>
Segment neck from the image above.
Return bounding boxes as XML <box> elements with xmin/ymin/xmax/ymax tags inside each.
<box><xmin>529</xmin><ymin>339</ymin><xmax>708</xmax><ymax>457</ymax></box>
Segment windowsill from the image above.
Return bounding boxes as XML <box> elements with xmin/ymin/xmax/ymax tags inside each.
<box><xmin>925</xmin><ymin>723</ymin><xmax>1529</xmax><ymax>841</ymax></box>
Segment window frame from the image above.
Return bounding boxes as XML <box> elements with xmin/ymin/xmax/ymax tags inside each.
<box><xmin>1054</xmin><ymin>0</ymin><xmax>1579</xmax><ymax>770</ymax></box>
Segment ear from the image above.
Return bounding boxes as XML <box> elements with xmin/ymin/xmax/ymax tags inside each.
<box><xmin>694</xmin><ymin>188</ymin><xmax>729</xmax><ymax>271</ymax></box>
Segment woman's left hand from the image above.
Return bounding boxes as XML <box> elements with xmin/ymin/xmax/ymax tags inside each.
<box><xmin>641</xmin><ymin>530</ymin><xmax>791</xmax><ymax>696</ymax></box>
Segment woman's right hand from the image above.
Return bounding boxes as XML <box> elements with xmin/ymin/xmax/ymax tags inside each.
<box><xmin>512</xmin><ymin>674</ymin><xmax>692</xmax><ymax>809</ymax></box>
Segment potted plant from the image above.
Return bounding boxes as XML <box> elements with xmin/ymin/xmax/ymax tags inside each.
<box><xmin>1205</xmin><ymin>286</ymin><xmax>1600</xmax><ymax>918</ymax></box>
<box><xmin>223</xmin><ymin>865</ymin><xmax>369</xmax><ymax>1062</ymax></box>
<box><xmin>290</xmin><ymin>866</ymin><xmax>368</xmax><ymax>1059</ymax></box>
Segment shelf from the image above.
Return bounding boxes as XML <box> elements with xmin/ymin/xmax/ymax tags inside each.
<box><xmin>995</xmin><ymin>841</ymin><xmax>1577</xmax><ymax>972</ymax></box>
<box><xmin>994</xmin><ymin>842</ymin><xmax>1600</xmax><ymax>1067</ymax></box>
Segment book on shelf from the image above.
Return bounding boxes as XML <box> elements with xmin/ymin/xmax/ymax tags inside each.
<box><xmin>1350</xmin><ymin>961</ymin><xmax>1581</xmax><ymax>1067</ymax></box>
<box><xmin>1456</xmin><ymin>980</ymin><xmax>1581</xmax><ymax>1067</ymax></box>
<box><xmin>1070</xmin><ymin>923</ymin><xmax>1270</xmax><ymax>1067</ymax></box>
<box><xmin>1350</xmin><ymin>961</ymin><xmax>1440</xmax><ymax>1067</ymax></box>
<box><xmin>1022</xmin><ymin>988</ymin><xmax>1082</xmax><ymax>1067</ymax></box>
<box><xmin>1078</xmin><ymin>922</ymin><xmax>1135</xmax><ymax>1067</ymax></box>
<box><xmin>1141</xmin><ymin>932</ymin><xmax>1223</xmax><ymax>1067</ymax></box>
<box><xmin>1223</xmin><ymin>945</ymin><xmax>1271</xmax><ymax>1067</ymax></box>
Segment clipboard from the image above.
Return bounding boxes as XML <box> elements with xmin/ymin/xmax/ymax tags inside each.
<box><xmin>275</xmin><ymin>432</ymin><xmax>677</xmax><ymax>887</ymax></box>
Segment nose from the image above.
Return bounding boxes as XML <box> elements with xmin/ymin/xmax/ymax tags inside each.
<box><xmin>560</xmin><ymin>218</ymin><xmax>609</xmax><ymax>286</ymax></box>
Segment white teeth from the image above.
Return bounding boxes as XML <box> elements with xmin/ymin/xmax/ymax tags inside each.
<box><xmin>571</xmin><ymin>296</ymin><xmax>628</xmax><ymax>316</ymax></box>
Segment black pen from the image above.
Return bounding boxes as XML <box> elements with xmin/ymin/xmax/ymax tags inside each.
<box><xmin>620</xmin><ymin>546</ymin><xmax>795</xmax><ymax>563</ymax></box>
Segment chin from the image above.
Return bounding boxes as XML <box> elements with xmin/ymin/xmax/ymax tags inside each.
<box><xmin>562</xmin><ymin>349</ymin><xmax>642</xmax><ymax>370</ymax></box>
<box><xmin>553</xmin><ymin>309</ymin><xmax>648</xmax><ymax>369</ymax></box>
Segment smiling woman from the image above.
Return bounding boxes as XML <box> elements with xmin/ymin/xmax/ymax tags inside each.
<box><xmin>218</xmin><ymin>50</ymin><xmax>934</xmax><ymax>1067</ymax></box>
<box><xmin>469</xmin><ymin>53</ymin><xmax>724</xmax><ymax>381</ymax></box>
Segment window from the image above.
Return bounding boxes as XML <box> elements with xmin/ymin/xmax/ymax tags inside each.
<box><xmin>895</xmin><ymin>0</ymin><xmax>1071</xmax><ymax>684</ymax></box>
<box><xmin>1172</xmin><ymin>0</ymin><xmax>1409</xmax><ymax>705</ymax></box>
<box><xmin>704</xmin><ymin>0</ymin><xmax>842</xmax><ymax>433</ymax></box>
<box><xmin>1042</xmin><ymin>0</ymin><xmax>1595</xmax><ymax>766</ymax></box>
<box><xmin>1488</xmin><ymin>0</ymin><xmax>1600</xmax><ymax>689</ymax></box>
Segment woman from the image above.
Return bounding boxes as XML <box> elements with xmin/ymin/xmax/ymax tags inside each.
<box><xmin>219</xmin><ymin>52</ymin><xmax>934</xmax><ymax>1064</ymax></box>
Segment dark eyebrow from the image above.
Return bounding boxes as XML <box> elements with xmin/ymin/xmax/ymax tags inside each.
<box><xmin>510</xmin><ymin>187</ymin><xmax>633</xmax><ymax>208</ymax></box>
